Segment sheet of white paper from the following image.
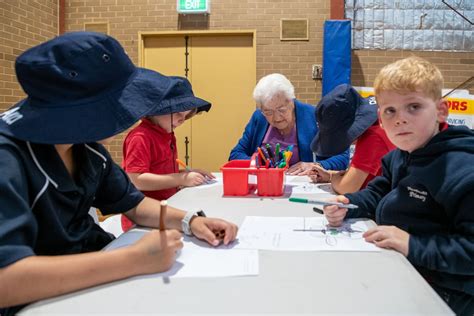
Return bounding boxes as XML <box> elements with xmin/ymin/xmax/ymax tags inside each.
<box><xmin>290</xmin><ymin>182</ymin><xmax>334</xmax><ymax>195</ymax></box>
<box><xmin>285</xmin><ymin>175</ymin><xmax>311</xmax><ymax>184</ymax></box>
<box><xmin>103</xmin><ymin>228</ymin><xmax>259</xmax><ymax>277</ymax></box>
<box><xmin>235</xmin><ymin>216</ymin><xmax>380</xmax><ymax>252</ymax></box>
<box><xmin>193</xmin><ymin>177</ymin><xmax>222</xmax><ymax>189</ymax></box>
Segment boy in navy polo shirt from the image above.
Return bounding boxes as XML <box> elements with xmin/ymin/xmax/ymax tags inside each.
<box><xmin>0</xmin><ymin>32</ymin><xmax>237</xmax><ymax>315</ymax></box>
<box><xmin>323</xmin><ymin>56</ymin><xmax>474</xmax><ymax>315</ymax></box>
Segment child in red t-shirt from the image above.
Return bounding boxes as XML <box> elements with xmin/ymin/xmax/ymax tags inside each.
<box><xmin>309</xmin><ymin>84</ymin><xmax>396</xmax><ymax>194</ymax></box>
<box><xmin>121</xmin><ymin>77</ymin><xmax>214</xmax><ymax>231</ymax></box>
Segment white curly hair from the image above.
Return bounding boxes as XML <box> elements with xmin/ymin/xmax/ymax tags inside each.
<box><xmin>252</xmin><ymin>73</ymin><xmax>295</xmax><ymax>108</ymax></box>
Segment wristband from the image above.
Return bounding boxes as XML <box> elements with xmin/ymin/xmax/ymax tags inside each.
<box><xmin>181</xmin><ymin>210</ymin><xmax>206</xmax><ymax>236</ymax></box>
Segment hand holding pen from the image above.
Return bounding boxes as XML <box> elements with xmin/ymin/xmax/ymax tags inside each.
<box><xmin>176</xmin><ymin>159</ymin><xmax>215</xmax><ymax>185</ymax></box>
<box><xmin>176</xmin><ymin>158</ymin><xmax>191</xmax><ymax>172</ymax></box>
<box><xmin>289</xmin><ymin>195</ymin><xmax>356</xmax><ymax>227</ymax></box>
<box><xmin>289</xmin><ymin>197</ymin><xmax>358</xmax><ymax>209</ymax></box>
<box><xmin>131</xmin><ymin>200</ymin><xmax>183</xmax><ymax>274</ymax></box>
<box><xmin>322</xmin><ymin>195</ymin><xmax>353</xmax><ymax>227</ymax></box>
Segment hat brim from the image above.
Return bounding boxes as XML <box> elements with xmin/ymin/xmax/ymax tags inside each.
<box><xmin>311</xmin><ymin>131</ymin><xmax>353</xmax><ymax>158</ymax></box>
<box><xmin>0</xmin><ymin>67</ymin><xmax>175</xmax><ymax>144</ymax></box>
<box><xmin>149</xmin><ymin>95</ymin><xmax>212</xmax><ymax>116</ymax></box>
<box><xmin>311</xmin><ymin>98</ymin><xmax>378</xmax><ymax>157</ymax></box>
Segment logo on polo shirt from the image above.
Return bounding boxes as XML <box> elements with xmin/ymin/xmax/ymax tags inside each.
<box><xmin>0</xmin><ymin>107</ymin><xmax>23</xmax><ymax>125</ymax></box>
<box><xmin>407</xmin><ymin>186</ymin><xmax>427</xmax><ymax>202</ymax></box>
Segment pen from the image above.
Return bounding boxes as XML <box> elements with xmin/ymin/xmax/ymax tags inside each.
<box><xmin>176</xmin><ymin>158</ymin><xmax>190</xmax><ymax>171</ymax></box>
<box><xmin>289</xmin><ymin>197</ymin><xmax>359</xmax><ymax>209</ymax></box>
<box><xmin>285</xmin><ymin>151</ymin><xmax>293</xmax><ymax>164</ymax></box>
<box><xmin>176</xmin><ymin>159</ymin><xmax>213</xmax><ymax>184</ymax></box>
<box><xmin>278</xmin><ymin>160</ymin><xmax>286</xmax><ymax>168</ymax></box>
<box><xmin>160</xmin><ymin>201</ymin><xmax>169</xmax><ymax>284</ymax></box>
<box><xmin>265</xmin><ymin>144</ymin><xmax>275</xmax><ymax>161</ymax></box>
<box><xmin>312</xmin><ymin>206</ymin><xmax>324</xmax><ymax>214</ymax></box>
<box><xmin>257</xmin><ymin>147</ymin><xmax>267</xmax><ymax>164</ymax></box>
<box><xmin>160</xmin><ymin>200</ymin><xmax>167</xmax><ymax>230</ymax></box>
<box><xmin>261</xmin><ymin>146</ymin><xmax>271</xmax><ymax>162</ymax></box>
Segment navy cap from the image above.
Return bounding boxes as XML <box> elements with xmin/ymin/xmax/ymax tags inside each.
<box><xmin>311</xmin><ymin>84</ymin><xmax>378</xmax><ymax>156</ymax></box>
<box><xmin>149</xmin><ymin>76</ymin><xmax>211</xmax><ymax>116</ymax></box>
<box><xmin>0</xmin><ymin>31</ymin><xmax>175</xmax><ymax>144</ymax></box>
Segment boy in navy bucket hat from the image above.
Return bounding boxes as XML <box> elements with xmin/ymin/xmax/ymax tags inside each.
<box><xmin>0</xmin><ymin>32</ymin><xmax>237</xmax><ymax>315</ymax></box>
<box><xmin>121</xmin><ymin>76</ymin><xmax>215</xmax><ymax>232</ymax></box>
<box><xmin>308</xmin><ymin>84</ymin><xmax>395</xmax><ymax>194</ymax></box>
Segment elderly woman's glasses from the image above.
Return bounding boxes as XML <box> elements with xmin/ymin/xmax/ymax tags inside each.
<box><xmin>261</xmin><ymin>106</ymin><xmax>291</xmax><ymax>117</ymax></box>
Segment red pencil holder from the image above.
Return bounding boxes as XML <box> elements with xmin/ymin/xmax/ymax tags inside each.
<box><xmin>220</xmin><ymin>160</ymin><xmax>285</xmax><ymax>196</ymax></box>
<box><xmin>256</xmin><ymin>167</ymin><xmax>286</xmax><ymax>196</ymax></box>
<box><xmin>220</xmin><ymin>160</ymin><xmax>253</xmax><ymax>196</ymax></box>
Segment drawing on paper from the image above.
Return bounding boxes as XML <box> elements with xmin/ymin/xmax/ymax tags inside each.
<box><xmin>235</xmin><ymin>216</ymin><xmax>379</xmax><ymax>252</ymax></box>
<box><xmin>294</xmin><ymin>218</ymin><xmax>365</xmax><ymax>246</ymax></box>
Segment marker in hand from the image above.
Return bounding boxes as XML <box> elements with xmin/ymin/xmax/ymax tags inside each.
<box><xmin>176</xmin><ymin>158</ymin><xmax>191</xmax><ymax>171</ymax></box>
<box><xmin>176</xmin><ymin>158</ymin><xmax>213</xmax><ymax>184</ymax></box>
<box><xmin>289</xmin><ymin>197</ymin><xmax>359</xmax><ymax>209</ymax></box>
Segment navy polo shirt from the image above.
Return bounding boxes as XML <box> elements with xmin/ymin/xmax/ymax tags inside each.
<box><xmin>0</xmin><ymin>134</ymin><xmax>145</xmax><ymax>268</ymax></box>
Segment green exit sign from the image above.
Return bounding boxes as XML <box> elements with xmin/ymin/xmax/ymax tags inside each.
<box><xmin>177</xmin><ymin>0</ymin><xmax>210</xmax><ymax>14</ymax></box>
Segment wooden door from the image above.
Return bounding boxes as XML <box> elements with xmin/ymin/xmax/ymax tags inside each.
<box><xmin>141</xmin><ymin>32</ymin><xmax>256</xmax><ymax>171</ymax></box>
<box><xmin>142</xmin><ymin>35</ymin><xmax>191</xmax><ymax>152</ymax></box>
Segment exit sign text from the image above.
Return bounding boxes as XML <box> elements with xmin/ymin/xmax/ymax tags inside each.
<box><xmin>177</xmin><ymin>0</ymin><xmax>210</xmax><ymax>14</ymax></box>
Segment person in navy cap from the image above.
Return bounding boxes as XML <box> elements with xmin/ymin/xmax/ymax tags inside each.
<box><xmin>0</xmin><ymin>32</ymin><xmax>237</xmax><ymax>315</ymax></box>
<box><xmin>309</xmin><ymin>84</ymin><xmax>395</xmax><ymax>194</ymax></box>
<box><xmin>121</xmin><ymin>76</ymin><xmax>215</xmax><ymax>232</ymax></box>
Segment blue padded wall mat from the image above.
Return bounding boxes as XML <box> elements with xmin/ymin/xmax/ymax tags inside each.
<box><xmin>322</xmin><ymin>20</ymin><xmax>351</xmax><ymax>96</ymax></box>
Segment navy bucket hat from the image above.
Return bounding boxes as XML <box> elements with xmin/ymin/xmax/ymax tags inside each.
<box><xmin>0</xmin><ymin>31</ymin><xmax>175</xmax><ymax>144</ymax></box>
<box><xmin>148</xmin><ymin>76</ymin><xmax>211</xmax><ymax>116</ymax></box>
<box><xmin>311</xmin><ymin>84</ymin><xmax>378</xmax><ymax>157</ymax></box>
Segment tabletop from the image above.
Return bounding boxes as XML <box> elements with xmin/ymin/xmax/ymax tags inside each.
<box><xmin>21</xmin><ymin>175</ymin><xmax>453</xmax><ymax>315</ymax></box>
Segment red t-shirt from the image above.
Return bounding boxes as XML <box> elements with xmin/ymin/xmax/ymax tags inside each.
<box><xmin>121</xmin><ymin>118</ymin><xmax>179</xmax><ymax>231</ymax></box>
<box><xmin>351</xmin><ymin>122</ymin><xmax>396</xmax><ymax>189</ymax></box>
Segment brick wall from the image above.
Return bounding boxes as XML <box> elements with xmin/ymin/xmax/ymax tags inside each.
<box><xmin>0</xmin><ymin>0</ymin><xmax>58</xmax><ymax>111</ymax></box>
<box><xmin>65</xmin><ymin>0</ymin><xmax>329</xmax><ymax>103</ymax></box>
<box><xmin>2</xmin><ymin>1</ymin><xmax>473</xmax><ymax>162</ymax></box>
<box><xmin>64</xmin><ymin>0</ymin><xmax>331</xmax><ymax>162</ymax></box>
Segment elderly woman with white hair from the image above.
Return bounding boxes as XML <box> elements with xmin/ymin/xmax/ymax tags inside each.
<box><xmin>229</xmin><ymin>73</ymin><xmax>349</xmax><ymax>173</ymax></box>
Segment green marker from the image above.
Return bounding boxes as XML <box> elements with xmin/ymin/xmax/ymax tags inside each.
<box><xmin>289</xmin><ymin>197</ymin><xmax>359</xmax><ymax>209</ymax></box>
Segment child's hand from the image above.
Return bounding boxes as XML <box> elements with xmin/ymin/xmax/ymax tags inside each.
<box><xmin>309</xmin><ymin>164</ymin><xmax>331</xmax><ymax>183</ymax></box>
<box><xmin>363</xmin><ymin>226</ymin><xmax>410</xmax><ymax>256</ymax></box>
<box><xmin>190</xmin><ymin>169</ymin><xmax>216</xmax><ymax>181</ymax></box>
<box><xmin>181</xmin><ymin>171</ymin><xmax>207</xmax><ymax>187</ymax></box>
<box><xmin>189</xmin><ymin>216</ymin><xmax>238</xmax><ymax>246</ymax></box>
<box><xmin>131</xmin><ymin>229</ymin><xmax>183</xmax><ymax>274</ymax></box>
<box><xmin>322</xmin><ymin>195</ymin><xmax>350</xmax><ymax>227</ymax></box>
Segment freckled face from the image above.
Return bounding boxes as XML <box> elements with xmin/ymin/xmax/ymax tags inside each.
<box><xmin>377</xmin><ymin>90</ymin><xmax>448</xmax><ymax>153</ymax></box>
